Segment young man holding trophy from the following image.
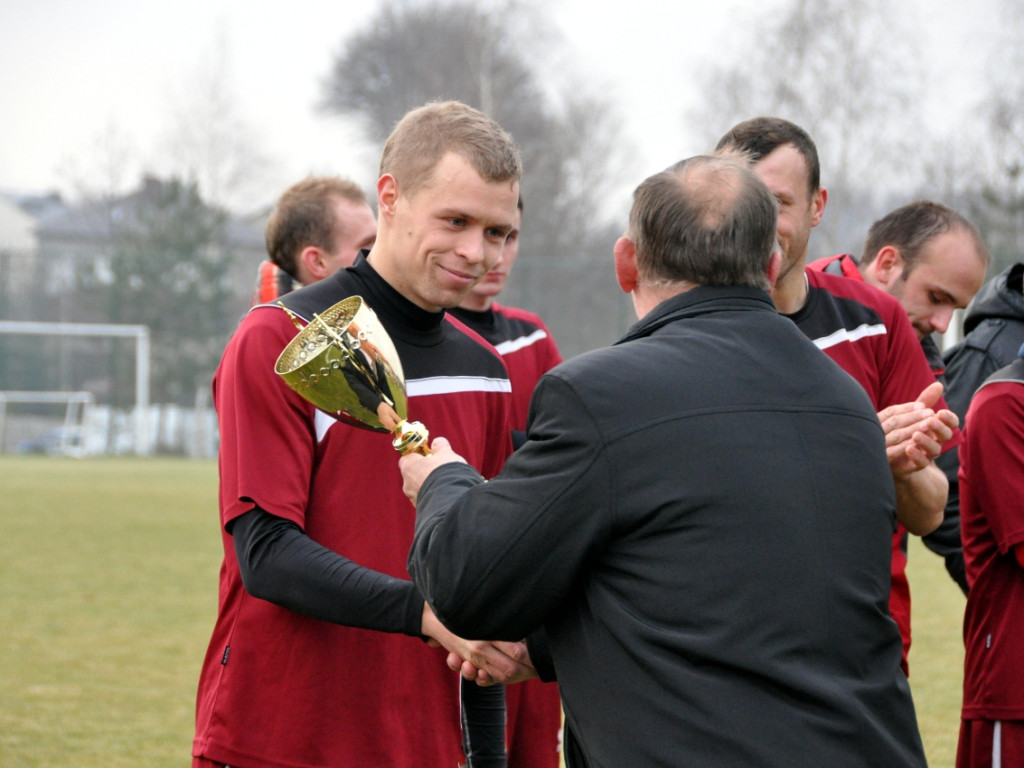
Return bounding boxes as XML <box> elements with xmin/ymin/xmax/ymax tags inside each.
<box><xmin>192</xmin><ymin>101</ymin><xmax>527</xmax><ymax>768</ymax></box>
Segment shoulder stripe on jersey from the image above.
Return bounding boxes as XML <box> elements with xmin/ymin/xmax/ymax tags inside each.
<box><xmin>408</xmin><ymin>376</ymin><xmax>512</xmax><ymax>397</ymax></box>
<box><xmin>494</xmin><ymin>329</ymin><xmax>548</xmax><ymax>356</ymax></box>
<box><xmin>313</xmin><ymin>377</ymin><xmax>512</xmax><ymax>442</ymax></box>
<box><xmin>811</xmin><ymin>322</ymin><xmax>887</xmax><ymax>351</ymax></box>
<box><xmin>977</xmin><ymin>376</ymin><xmax>1024</xmax><ymax>392</ymax></box>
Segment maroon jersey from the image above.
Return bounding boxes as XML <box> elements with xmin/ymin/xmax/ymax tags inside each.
<box><xmin>451</xmin><ymin>302</ymin><xmax>563</xmax><ymax>430</ymax></box>
<box><xmin>194</xmin><ymin>261</ymin><xmax>514</xmax><ymax>768</ymax></box>
<box><xmin>960</xmin><ymin>365</ymin><xmax>1024</xmax><ymax>722</ymax></box>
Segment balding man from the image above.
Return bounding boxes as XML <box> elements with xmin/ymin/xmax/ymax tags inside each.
<box><xmin>400</xmin><ymin>154</ymin><xmax>927</xmax><ymax>768</ymax></box>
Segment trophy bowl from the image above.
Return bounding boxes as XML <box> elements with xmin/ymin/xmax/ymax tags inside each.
<box><xmin>274</xmin><ymin>296</ymin><xmax>430</xmax><ymax>454</ymax></box>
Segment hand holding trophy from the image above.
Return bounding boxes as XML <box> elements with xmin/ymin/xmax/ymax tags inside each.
<box><xmin>274</xmin><ymin>296</ymin><xmax>432</xmax><ymax>455</ymax></box>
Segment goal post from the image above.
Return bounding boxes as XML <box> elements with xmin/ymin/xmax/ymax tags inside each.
<box><xmin>0</xmin><ymin>390</ymin><xmax>95</xmax><ymax>456</ymax></box>
<box><xmin>0</xmin><ymin>320</ymin><xmax>151</xmax><ymax>455</ymax></box>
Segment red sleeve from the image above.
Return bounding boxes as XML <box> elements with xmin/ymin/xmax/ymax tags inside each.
<box><xmin>214</xmin><ymin>307</ymin><xmax>319</xmax><ymax>529</ymax></box>
<box><xmin>807</xmin><ymin>253</ymin><xmax>862</xmax><ymax>280</ymax></box>
<box><xmin>963</xmin><ymin>382</ymin><xmax>1024</xmax><ymax>557</ymax></box>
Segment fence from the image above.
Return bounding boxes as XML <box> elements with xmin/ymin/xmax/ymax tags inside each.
<box><xmin>1</xmin><ymin>403</ymin><xmax>218</xmax><ymax>459</ymax></box>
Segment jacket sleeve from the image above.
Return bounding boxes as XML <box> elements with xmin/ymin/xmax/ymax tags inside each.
<box><xmin>408</xmin><ymin>372</ymin><xmax>614</xmax><ymax>642</ymax></box>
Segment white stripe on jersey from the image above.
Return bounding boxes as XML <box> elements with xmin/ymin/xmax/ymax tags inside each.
<box><xmin>493</xmin><ymin>329</ymin><xmax>548</xmax><ymax>356</ymax></box>
<box><xmin>811</xmin><ymin>322</ymin><xmax>887</xmax><ymax>351</ymax></box>
<box><xmin>407</xmin><ymin>376</ymin><xmax>512</xmax><ymax>397</ymax></box>
<box><xmin>312</xmin><ymin>376</ymin><xmax>510</xmax><ymax>442</ymax></box>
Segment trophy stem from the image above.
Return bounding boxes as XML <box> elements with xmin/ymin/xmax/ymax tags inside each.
<box><xmin>392</xmin><ymin>420</ymin><xmax>432</xmax><ymax>455</ymax></box>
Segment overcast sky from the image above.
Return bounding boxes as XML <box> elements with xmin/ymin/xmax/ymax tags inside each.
<box><xmin>0</xmin><ymin>0</ymin><xmax>1002</xmax><ymax>214</ymax></box>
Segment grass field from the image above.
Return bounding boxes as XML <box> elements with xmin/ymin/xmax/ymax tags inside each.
<box><xmin>907</xmin><ymin>532</ymin><xmax>968</xmax><ymax>767</ymax></box>
<box><xmin>0</xmin><ymin>456</ymin><xmax>967</xmax><ymax>766</ymax></box>
<box><xmin>0</xmin><ymin>456</ymin><xmax>222</xmax><ymax>767</ymax></box>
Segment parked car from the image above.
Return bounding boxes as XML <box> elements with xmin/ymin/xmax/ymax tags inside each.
<box><xmin>16</xmin><ymin>426</ymin><xmax>84</xmax><ymax>456</ymax></box>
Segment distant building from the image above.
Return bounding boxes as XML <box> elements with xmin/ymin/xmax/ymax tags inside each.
<box><xmin>0</xmin><ymin>192</ymin><xmax>65</xmax><ymax>297</ymax></box>
<box><xmin>28</xmin><ymin>176</ymin><xmax>265</xmax><ymax>299</ymax></box>
<box><xmin>1</xmin><ymin>176</ymin><xmax>268</xmax><ymax>398</ymax></box>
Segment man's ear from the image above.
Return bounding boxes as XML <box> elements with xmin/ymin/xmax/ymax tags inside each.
<box><xmin>867</xmin><ymin>245</ymin><xmax>904</xmax><ymax>288</ymax></box>
<box><xmin>613</xmin><ymin>236</ymin><xmax>639</xmax><ymax>294</ymax></box>
<box><xmin>810</xmin><ymin>186</ymin><xmax>828</xmax><ymax>227</ymax></box>
<box><xmin>377</xmin><ymin>174</ymin><xmax>399</xmax><ymax>219</ymax></box>
<box><xmin>300</xmin><ymin>246</ymin><xmax>328</xmax><ymax>281</ymax></box>
<box><xmin>766</xmin><ymin>249</ymin><xmax>783</xmax><ymax>290</ymax></box>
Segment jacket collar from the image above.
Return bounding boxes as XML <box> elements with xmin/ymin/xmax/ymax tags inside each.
<box><xmin>616</xmin><ymin>285</ymin><xmax>776</xmax><ymax>345</ymax></box>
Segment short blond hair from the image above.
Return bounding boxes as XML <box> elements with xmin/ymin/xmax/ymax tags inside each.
<box><xmin>379</xmin><ymin>101</ymin><xmax>522</xmax><ymax>197</ymax></box>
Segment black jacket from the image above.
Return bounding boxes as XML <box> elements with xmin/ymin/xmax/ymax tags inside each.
<box><xmin>409</xmin><ymin>285</ymin><xmax>926</xmax><ymax>768</ymax></box>
<box><xmin>944</xmin><ymin>261</ymin><xmax>1024</xmax><ymax>419</ymax></box>
<box><xmin>936</xmin><ymin>261</ymin><xmax>1024</xmax><ymax>592</ymax></box>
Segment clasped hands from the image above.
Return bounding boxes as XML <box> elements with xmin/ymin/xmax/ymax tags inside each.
<box><xmin>878</xmin><ymin>381</ymin><xmax>957</xmax><ymax>476</ymax></box>
<box><xmin>422</xmin><ymin>602</ymin><xmax>538</xmax><ymax>686</ymax></box>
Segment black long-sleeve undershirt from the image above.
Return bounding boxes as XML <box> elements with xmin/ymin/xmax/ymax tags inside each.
<box><xmin>231</xmin><ymin>506</ymin><xmax>508</xmax><ymax>766</ymax></box>
<box><xmin>230</xmin><ymin>506</ymin><xmax>425</xmax><ymax>636</ymax></box>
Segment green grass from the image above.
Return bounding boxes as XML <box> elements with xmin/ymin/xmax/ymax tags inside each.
<box><xmin>907</xmin><ymin>534</ymin><xmax>967</xmax><ymax>768</ymax></box>
<box><xmin>0</xmin><ymin>456</ymin><xmax>221</xmax><ymax>767</ymax></box>
<box><xmin>0</xmin><ymin>456</ymin><xmax>968</xmax><ymax>766</ymax></box>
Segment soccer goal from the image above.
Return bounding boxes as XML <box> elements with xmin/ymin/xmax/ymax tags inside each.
<box><xmin>0</xmin><ymin>320</ymin><xmax>151</xmax><ymax>455</ymax></box>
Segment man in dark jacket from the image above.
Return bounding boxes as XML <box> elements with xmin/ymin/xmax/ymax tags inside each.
<box><xmin>399</xmin><ymin>154</ymin><xmax>928</xmax><ymax>768</ymax></box>
<box><xmin>943</xmin><ymin>261</ymin><xmax>1024</xmax><ymax>427</ymax></box>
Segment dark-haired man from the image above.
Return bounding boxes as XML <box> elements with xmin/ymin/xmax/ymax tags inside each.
<box><xmin>810</xmin><ymin>201</ymin><xmax>987</xmax><ymax>367</ymax></box>
<box><xmin>717</xmin><ymin>118</ymin><xmax>959</xmax><ymax>676</ymax></box>
<box><xmin>809</xmin><ymin>201</ymin><xmax>989</xmax><ymax>594</ymax></box>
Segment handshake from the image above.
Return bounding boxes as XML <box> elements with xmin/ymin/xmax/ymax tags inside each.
<box><xmin>421</xmin><ymin>601</ymin><xmax>538</xmax><ymax>686</ymax></box>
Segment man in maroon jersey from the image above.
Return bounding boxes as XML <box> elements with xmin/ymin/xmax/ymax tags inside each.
<box><xmin>810</xmin><ymin>201</ymin><xmax>987</xmax><ymax>373</ymax></box>
<box><xmin>451</xmin><ymin>197</ymin><xmax>563</xmax><ymax>438</ymax></box>
<box><xmin>251</xmin><ymin>175</ymin><xmax>377</xmax><ymax>306</ymax></box>
<box><xmin>956</xmin><ymin>343</ymin><xmax>1024</xmax><ymax>768</ymax></box>
<box><xmin>717</xmin><ymin>118</ymin><xmax>959</xmax><ymax>676</ymax></box>
<box><xmin>809</xmin><ymin>201</ymin><xmax>989</xmax><ymax>596</ymax></box>
<box><xmin>193</xmin><ymin>101</ymin><xmax>527</xmax><ymax>768</ymax></box>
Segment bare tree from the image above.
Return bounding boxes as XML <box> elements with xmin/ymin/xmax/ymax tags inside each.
<box><xmin>689</xmin><ymin>0</ymin><xmax>926</xmax><ymax>254</ymax></box>
<box><xmin>55</xmin><ymin>121</ymin><xmax>140</xmax><ymax>207</ymax></box>
<box><xmin>161</xmin><ymin>26</ymin><xmax>273</xmax><ymax>213</ymax></box>
<box><xmin>967</xmin><ymin>0</ymin><xmax>1024</xmax><ymax>275</ymax></box>
<box><xmin>321</xmin><ymin>0</ymin><xmax>631</xmax><ymax>354</ymax></box>
<box><xmin>70</xmin><ymin>176</ymin><xmax>237</xmax><ymax>405</ymax></box>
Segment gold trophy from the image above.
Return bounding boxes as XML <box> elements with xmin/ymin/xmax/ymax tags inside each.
<box><xmin>274</xmin><ymin>296</ymin><xmax>431</xmax><ymax>455</ymax></box>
